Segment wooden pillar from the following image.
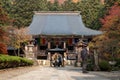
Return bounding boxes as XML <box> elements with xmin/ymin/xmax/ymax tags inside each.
<box><xmin>63</xmin><ymin>41</ymin><xmax>66</xmax><ymax>49</ymax></box>
<box><xmin>63</xmin><ymin>41</ymin><xmax>67</xmax><ymax>67</ymax></box>
<box><xmin>48</xmin><ymin>41</ymin><xmax>51</xmax><ymax>49</ymax></box>
<box><xmin>48</xmin><ymin>41</ymin><xmax>52</xmax><ymax>66</ymax></box>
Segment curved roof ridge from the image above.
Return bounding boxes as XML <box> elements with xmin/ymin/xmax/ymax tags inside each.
<box><xmin>34</xmin><ymin>11</ymin><xmax>80</xmax><ymax>15</ymax></box>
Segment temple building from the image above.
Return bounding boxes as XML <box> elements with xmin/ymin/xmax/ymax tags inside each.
<box><xmin>27</xmin><ymin>11</ymin><xmax>102</xmax><ymax>66</ymax></box>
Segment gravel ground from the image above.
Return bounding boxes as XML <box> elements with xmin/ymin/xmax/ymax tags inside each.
<box><xmin>91</xmin><ymin>71</ymin><xmax>120</xmax><ymax>80</ymax></box>
<box><xmin>0</xmin><ymin>66</ymin><xmax>40</xmax><ymax>80</ymax></box>
<box><xmin>0</xmin><ymin>66</ymin><xmax>120</xmax><ymax>80</ymax></box>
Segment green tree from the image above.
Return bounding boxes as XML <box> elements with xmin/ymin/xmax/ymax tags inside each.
<box><xmin>48</xmin><ymin>0</ymin><xmax>62</xmax><ymax>11</ymax></box>
<box><xmin>0</xmin><ymin>0</ymin><xmax>12</xmax><ymax>14</ymax></box>
<box><xmin>62</xmin><ymin>0</ymin><xmax>78</xmax><ymax>11</ymax></box>
<box><xmin>105</xmin><ymin>0</ymin><xmax>120</xmax><ymax>8</ymax></box>
<box><xmin>78</xmin><ymin>0</ymin><xmax>105</xmax><ymax>29</ymax></box>
<box><xmin>0</xmin><ymin>1</ymin><xmax>10</xmax><ymax>26</ymax></box>
<box><xmin>10</xmin><ymin>0</ymin><xmax>48</xmax><ymax>28</ymax></box>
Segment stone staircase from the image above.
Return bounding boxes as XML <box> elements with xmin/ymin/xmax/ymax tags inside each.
<box><xmin>36</xmin><ymin>60</ymin><xmax>50</xmax><ymax>66</ymax></box>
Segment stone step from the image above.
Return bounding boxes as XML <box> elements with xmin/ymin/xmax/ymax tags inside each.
<box><xmin>37</xmin><ymin>60</ymin><xmax>50</xmax><ymax>66</ymax></box>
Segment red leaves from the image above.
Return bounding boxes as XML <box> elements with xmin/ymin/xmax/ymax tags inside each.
<box><xmin>0</xmin><ymin>42</ymin><xmax>8</xmax><ymax>54</ymax></box>
<box><xmin>0</xmin><ymin>4</ymin><xmax>9</xmax><ymax>54</ymax></box>
<box><xmin>0</xmin><ymin>28</ymin><xmax>4</xmax><ymax>41</ymax></box>
<box><xmin>100</xmin><ymin>3</ymin><xmax>120</xmax><ymax>31</ymax></box>
<box><xmin>109</xmin><ymin>3</ymin><xmax>120</xmax><ymax>16</ymax></box>
<box><xmin>100</xmin><ymin>3</ymin><xmax>120</xmax><ymax>44</ymax></box>
<box><xmin>98</xmin><ymin>2</ymin><xmax>120</xmax><ymax>58</ymax></box>
<box><xmin>0</xmin><ymin>28</ymin><xmax>9</xmax><ymax>54</ymax></box>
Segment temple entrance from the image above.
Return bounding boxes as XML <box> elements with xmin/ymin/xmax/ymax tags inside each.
<box><xmin>47</xmin><ymin>47</ymin><xmax>66</xmax><ymax>67</ymax></box>
<box><xmin>51</xmin><ymin>53</ymin><xmax>63</xmax><ymax>67</ymax></box>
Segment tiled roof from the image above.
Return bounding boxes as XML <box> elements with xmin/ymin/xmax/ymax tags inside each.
<box><xmin>28</xmin><ymin>12</ymin><xmax>102</xmax><ymax>36</ymax></box>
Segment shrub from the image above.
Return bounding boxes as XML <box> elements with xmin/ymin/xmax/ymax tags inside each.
<box><xmin>87</xmin><ymin>63</ymin><xmax>94</xmax><ymax>71</ymax></box>
<box><xmin>0</xmin><ymin>54</ymin><xmax>33</xmax><ymax>69</ymax></box>
<box><xmin>115</xmin><ymin>58</ymin><xmax>120</xmax><ymax>68</ymax></box>
<box><xmin>20</xmin><ymin>58</ymin><xmax>33</xmax><ymax>66</ymax></box>
<box><xmin>87</xmin><ymin>59</ymin><xmax>94</xmax><ymax>71</ymax></box>
<box><xmin>99</xmin><ymin>60</ymin><xmax>111</xmax><ymax>71</ymax></box>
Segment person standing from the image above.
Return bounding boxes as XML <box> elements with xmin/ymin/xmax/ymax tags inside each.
<box><xmin>81</xmin><ymin>42</ymin><xmax>88</xmax><ymax>73</ymax></box>
<box><xmin>58</xmin><ymin>55</ymin><xmax>62</xmax><ymax>67</ymax></box>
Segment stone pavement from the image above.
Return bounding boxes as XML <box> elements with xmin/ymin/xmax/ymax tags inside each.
<box><xmin>0</xmin><ymin>66</ymin><xmax>39</xmax><ymax>80</ymax></box>
<box><xmin>0</xmin><ymin>66</ymin><xmax>120</xmax><ymax>80</ymax></box>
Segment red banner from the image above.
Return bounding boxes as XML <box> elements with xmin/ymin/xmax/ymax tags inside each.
<box><xmin>68</xmin><ymin>38</ymin><xmax>73</xmax><ymax>45</ymax></box>
<box><xmin>40</xmin><ymin>38</ymin><xmax>46</xmax><ymax>45</ymax></box>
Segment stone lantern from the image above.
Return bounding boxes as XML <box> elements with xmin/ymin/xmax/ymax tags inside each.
<box><xmin>25</xmin><ymin>41</ymin><xmax>35</xmax><ymax>59</ymax></box>
<box><xmin>28</xmin><ymin>43</ymin><xmax>34</xmax><ymax>52</ymax></box>
<box><xmin>92</xmin><ymin>40</ymin><xmax>99</xmax><ymax>70</ymax></box>
<box><xmin>75</xmin><ymin>40</ymin><xmax>83</xmax><ymax>67</ymax></box>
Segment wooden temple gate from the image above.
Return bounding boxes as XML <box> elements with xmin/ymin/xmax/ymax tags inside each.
<box><xmin>32</xmin><ymin>37</ymin><xmax>79</xmax><ymax>66</ymax></box>
<box><xmin>27</xmin><ymin>11</ymin><xmax>102</xmax><ymax>66</ymax></box>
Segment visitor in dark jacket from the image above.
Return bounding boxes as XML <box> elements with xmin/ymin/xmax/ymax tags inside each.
<box><xmin>81</xmin><ymin>42</ymin><xmax>88</xmax><ymax>73</ymax></box>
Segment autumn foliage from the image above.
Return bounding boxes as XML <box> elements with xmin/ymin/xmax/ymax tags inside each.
<box><xmin>100</xmin><ymin>2</ymin><xmax>120</xmax><ymax>31</ymax></box>
<box><xmin>100</xmin><ymin>2</ymin><xmax>120</xmax><ymax>43</ymax></box>
<box><xmin>0</xmin><ymin>3</ymin><xmax>9</xmax><ymax>54</ymax></box>
<box><xmin>7</xmin><ymin>27</ymin><xmax>32</xmax><ymax>49</ymax></box>
<box><xmin>0</xmin><ymin>28</ymin><xmax>8</xmax><ymax>54</ymax></box>
<box><xmin>91</xmin><ymin>2</ymin><xmax>120</xmax><ymax>60</ymax></box>
<box><xmin>0</xmin><ymin>42</ymin><xmax>7</xmax><ymax>54</ymax></box>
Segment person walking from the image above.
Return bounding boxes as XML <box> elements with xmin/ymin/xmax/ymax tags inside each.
<box><xmin>81</xmin><ymin>42</ymin><xmax>88</xmax><ymax>73</ymax></box>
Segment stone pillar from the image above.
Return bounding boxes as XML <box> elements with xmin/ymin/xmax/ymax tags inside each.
<box><xmin>76</xmin><ymin>40</ymin><xmax>83</xmax><ymax>67</ymax></box>
<box><xmin>34</xmin><ymin>45</ymin><xmax>38</xmax><ymax>59</ymax></box>
<box><xmin>92</xmin><ymin>40</ymin><xmax>99</xmax><ymax>70</ymax></box>
<box><xmin>77</xmin><ymin>47</ymin><xmax>82</xmax><ymax>67</ymax></box>
<box><xmin>28</xmin><ymin>44</ymin><xmax>34</xmax><ymax>52</ymax></box>
<box><xmin>93</xmin><ymin>47</ymin><xmax>99</xmax><ymax>70</ymax></box>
